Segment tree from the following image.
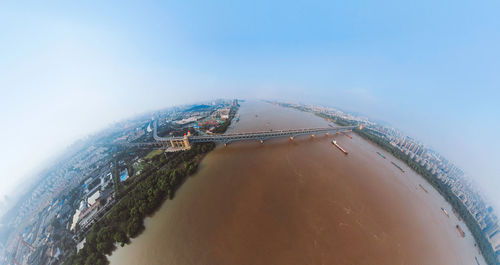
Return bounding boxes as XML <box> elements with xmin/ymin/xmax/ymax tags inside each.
<box><xmin>130</xmin><ymin>206</ymin><xmax>139</xmax><ymax>218</ymax></box>
<box><xmin>169</xmin><ymin>168</ymin><xmax>186</xmax><ymax>187</ymax></box>
<box><xmin>187</xmin><ymin>163</ymin><xmax>197</xmax><ymax>175</ymax></box>
<box><xmin>63</xmin><ymin>141</ymin><xmax>218</xmax><ymax>265</ymax></box>
<box><xmin>119</xmin><ymin>209</ymin><xmax>130</xmax><ymax>222</ymax></box>
<box><xmin>127</xmin><ymin>217</ymin><xmax>143</xmax><ymax>238</ymax></box>
<box><xmin>96</xmin><ymin>241</ymin><xmax>113</xmax><ymax>255</ymax></box>
<box><xmin>113</xmin><ymin>230</ymin><xmax>128</xmax><ymax>244</ymax></box>
<box><xmin>97</xmin><ymin>226</ymin><xmax>113</xmax><ymax>242</ymax></box>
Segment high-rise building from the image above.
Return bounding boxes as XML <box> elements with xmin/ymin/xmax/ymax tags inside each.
<box><xmin>489</xmin><ymin>232</ymin><xmax>500</xmax><ymax>252</ymax></box>
<box><xmin>486</xmin><ymin>224</ymin><xmax>500</xmax><ymax>238</ymax></box>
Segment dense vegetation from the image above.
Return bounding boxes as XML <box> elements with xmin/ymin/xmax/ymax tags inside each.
<box><xmin>314</xmin><ymin>111</ymin><xmax>499</xmax><ymax>265</ymax></box>
<box><xmin>63</xmin><ymin>142</ymin><xmax>215</xmax><ymax>265</ymax></box>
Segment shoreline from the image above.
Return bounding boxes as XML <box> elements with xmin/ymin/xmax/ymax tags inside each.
<box><xmin>108</xmin><ymin>100</ymin><xmax>485</xmax><ymax>265</ymax></box>
<box><xmin>276</xmin><ymin>101</ymin><xmax>496</xmax><ymax>265</ymax></box>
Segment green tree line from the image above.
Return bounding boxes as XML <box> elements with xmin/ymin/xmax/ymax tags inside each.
<box><xmin>64</xmin><ymin>142</ymin><xmax>215</xmax><ymax>265</ymax></box>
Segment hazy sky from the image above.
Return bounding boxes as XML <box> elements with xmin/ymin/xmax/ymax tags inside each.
<box><xmin>1</xmin><ymin>0</ymin><xmax>499</xmax><ymax>213</ymax></box>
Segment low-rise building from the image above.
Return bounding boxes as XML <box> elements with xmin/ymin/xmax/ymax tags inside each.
<box><xmin>87</xmin><ymin>191</ymin><xmax>100</xmax><ymax>207</ymax></box>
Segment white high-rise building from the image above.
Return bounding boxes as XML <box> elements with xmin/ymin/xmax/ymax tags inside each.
<box><xmin>489</xmin><ymin>232</ymin><xmax>500</xmax><ymax>252</ymax></box>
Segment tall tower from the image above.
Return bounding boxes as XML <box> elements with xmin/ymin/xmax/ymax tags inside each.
<box><xmin>183</xmin><ymin>134</ymin><xmax>191</xmax><ymax>149</ymax></box>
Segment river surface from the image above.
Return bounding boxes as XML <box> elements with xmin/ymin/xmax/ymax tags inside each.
<box><xmin>109</xmin><ymin>101</ymin><xmax>485</xmax><ymax>265</ymax></box>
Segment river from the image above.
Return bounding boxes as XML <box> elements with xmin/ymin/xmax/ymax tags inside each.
<box><xmin>109</xmin><ymin>100</ymin><xmax>485</xmax><ymax>265</ymax></box>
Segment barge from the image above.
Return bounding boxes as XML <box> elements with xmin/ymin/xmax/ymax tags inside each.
<box><xmin>332</xmin><ymin>140</ymin><xmax>348</xmax><ymax>155</ymax></box>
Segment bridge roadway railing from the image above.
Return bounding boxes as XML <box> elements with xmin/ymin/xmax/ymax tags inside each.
<box><xmin>154</xmin><ymin>125</ymin><xmax>358</xmax><ymax>144</ymax></box>
<box><xmin>189</xmin><ymin>126</ymin><xmax>357</xmax><ymax>143</ymax></box>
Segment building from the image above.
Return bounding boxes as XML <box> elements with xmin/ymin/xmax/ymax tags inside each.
<box><xmin>78</xmin><ymin>201</ymin><xmax>100</xmax><ymax>228</ymax></box>
<box><xmin>214</xmin><ymin>108</ymin><xmax>230</xmax><ymax>120</ymax></box>
<box><xmin>119</xmin><ymin>168</ymin><xmax>129</xmax><ymax>182</ymax></box>
<box><xmin>485</xmin><ymin>223</ymin><xmax>500</xmax><ymax>238</ymax></box>
<box><xmin>87</xmin><ymin>191</ymin><xmax>100</xmax><ymax>207</ymax></box>
<box><xmin>175</xmin><ymin>116</ymin><xmax>200</xmax><ymax>125</ymax></box>
<box><xmin>69</xmin><ymin>209</ymin><xmax>81</xmax><ymax>231</ymax></box>
<box><xmin>490</xmin><ymin>232</ymin><xmax>500</xmax><ymax>252</ymax></box>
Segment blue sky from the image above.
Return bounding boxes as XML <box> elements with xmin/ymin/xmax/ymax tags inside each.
<box><xmin>1</xmin><ymin>0</ymin><xmax>499</xmax><ymax>213</ymax></box>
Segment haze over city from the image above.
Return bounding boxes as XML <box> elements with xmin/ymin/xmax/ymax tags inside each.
<box><xmin>1</xmin><ymin>0</ymin><xmax>499</xmax><ymax>230</ymax></box>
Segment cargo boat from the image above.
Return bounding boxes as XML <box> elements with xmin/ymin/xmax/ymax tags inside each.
<box><xmin>441</xmin><ymin>207</ymin><xmax>450</xmax><ymax>217</ymax></box>
<box><xmin>391</xmin><ymin>161</ymin><xmax>405</xmax><ymax>173</ymax></box>
<box><xmin>419</xmin><ymin>184</ymin><xmax>428</xmax><ymax>193</ymax></box>
<box><xmin>332</xmin><ymin>140</ymin><xmax>348</xmax><ymax>155</ymax></box>
<box><xmin>456</xmin><ymin>225</ymin><xmax>465</xmax><ymax>237</ymax></box>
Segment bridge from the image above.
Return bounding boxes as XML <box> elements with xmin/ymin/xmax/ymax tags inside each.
<box><xmin>153</xmin><ymin>121</ymin><xmax>360</xmax><ymax>150</ymax></box>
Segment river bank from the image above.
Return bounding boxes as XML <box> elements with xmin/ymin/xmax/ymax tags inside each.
<box><xmin>109</xmin><ymin>100</ymin><xmax>484</xmax><ymax>265</ymax></box>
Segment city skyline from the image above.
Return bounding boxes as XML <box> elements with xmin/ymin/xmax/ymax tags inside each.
<box><xmin>1</xmin><ymin>98</ymin><xmax>498</xmax><ymax>216</ymax></box>
<box><xmin>1</xmin><ymin>0</ymin><xmax>500</xmax><ymax>216</ymax></box>
<box><xmin>2</xmin><ymin>99</ymin><xmax>498</xmax><ymax>264</ymax></box>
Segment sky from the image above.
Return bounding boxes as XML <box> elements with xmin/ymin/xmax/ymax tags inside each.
<box><xmin>0</xmin><ymin>0</ymin><xmax>499</xmax><ymax>214</ymax></box>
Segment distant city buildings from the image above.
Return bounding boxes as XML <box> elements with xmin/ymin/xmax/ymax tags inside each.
<box><xmin>0</xmin><ymin>98</ymin><xmax>237</xmax><ymax>264</ymax></box>
<box><xmin>3</xmin><ymin>98</ymin><xmax>497</xmax><ymax>263</ymax></box>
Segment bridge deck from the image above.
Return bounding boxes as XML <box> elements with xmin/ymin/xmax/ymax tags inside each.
<box><xmin>154</xmin><ymin>122</ymin><xmax>358</xmax><ymax>144</ymax></box>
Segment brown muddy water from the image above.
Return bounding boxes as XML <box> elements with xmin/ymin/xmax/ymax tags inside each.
<box><xmin>109</xmin><ymin>101</ymin><xmax>484</xmax><ymax>265</ymax></box>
